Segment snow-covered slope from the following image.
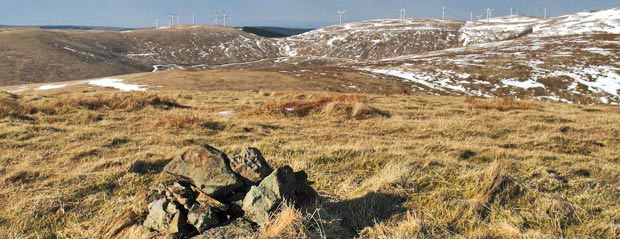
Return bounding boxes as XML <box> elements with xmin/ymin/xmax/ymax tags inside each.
<box><xmin>282</xmin><ymin>19</ymin><xmax>463</xmax><ymax>60</ymax></box>
<box><xmin>356</xmin><ymin>34</ymin><xmax>620</xmax><ymax>104</ymax></box>
<box><xmin>531</xmin><ymin>8</ymin><xmax>620</xmax><ymax>37</ymax></box>
<box><xmin>459</xmin><ymin>8</ymin><xmax>620</xmax><ymax>46</ymax></box>
<box><xmin>459</xmin><ymin>16</ymin><xmax>541</xmax><ymax>46</ymax></box>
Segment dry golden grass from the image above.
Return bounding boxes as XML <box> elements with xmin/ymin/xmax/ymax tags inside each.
<box><xmin>465</xmin><ymin>96</ymin><xmax>540</xmax><ymax>111</ymax></box>
<box><xmin>259</xmin><ymin>203</ymin><xmax>309</xmax><ymax>239</ymax></box>
<box><xmin>254</xmin><ymin>94</ymin><xmax>390</xmax><ymax>120</ymax></box>
<box><xmin>0</xmin><ymin>90</ymin><xmax>619</xmax><ymax>238</ymax></box>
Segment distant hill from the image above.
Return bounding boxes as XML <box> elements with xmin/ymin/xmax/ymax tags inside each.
<box><xmin>281</xmin><ymin>19</ymin><xmax>464</xmax><ymax>60</ymax></box>
<box><xmin>37</xmin><ymin>25</ymin><xmax>133</xmax><ymax>31</ymax></box>
<box><xmin>241</xmin><ymin>26</ymin><xmax>313</xmax><ymax>38</ymax></box>
<box><xmin>0</xmin><ymin>25</ymin><xmax>281</xmax><ymax>86</ymax></box>
<box><xmin>0</xmin><ymin>24</ymin><xmax>132</xmax><ymax>31</ymax></box>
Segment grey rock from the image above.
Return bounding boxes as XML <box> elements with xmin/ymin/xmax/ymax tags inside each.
<box><xmin>143</xmin><ymin>198</ymin><xmax>189</xmax><ymax>234</ymax></box>
<box><xmin>187</xmin><ymin>204</ymin><xmax>221</xmax><ymax>233</ymax></box>
<box><xmin>164</xmin><ymin>145</ymin><xmax>243</xmax><ymax>198</ymax></box>
<box><xmin>242</xmin><ymin>165</ymin><xmax>315</xmax><ymax>226</ymax></box>
<box><xmin>242</xmin><ymin>185</ymin><xmax>280</xmax><ymax>226</ymax></box>
<box><xmin>231</xmin><ymin>147</ymin><xmax>273</xmax><ymax>184</ymax></box>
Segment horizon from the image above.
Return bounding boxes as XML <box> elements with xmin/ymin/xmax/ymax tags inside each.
<box><xmin>0</xmin><ymin>1</ymin><xmax>619</xmax><ymax>29</ymax></box>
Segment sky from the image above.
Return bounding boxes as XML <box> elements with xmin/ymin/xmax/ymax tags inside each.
<box><xmin>0</xmin><ymin>0</ymin><xmax>619</xmax><ymax>28</ymax></box>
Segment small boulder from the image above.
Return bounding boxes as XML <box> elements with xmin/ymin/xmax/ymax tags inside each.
<box><xmin>143</xmin><ymin>198</ymin><xmax>192</xmax><ymax>234</ymax></box>
<box><xmin>230</xmin><ymin>147</ymin><xmax>273</xmax><ymax>184</ymax></box>
<box><xmin>187</xmin><ymin>204</ymin><xmax>221</xmax><ymax>233</ymax></box>
<box><xmin>242</xmin><ymin>166</ymin><xmax>315</xmax><ymax>226</ymax></box>
<box><xmin>242</xmin><ymin>184</ymin><xmax>280</xmax><ymax>226</ymax></box>
<box><xmin>164</xmin><ymin>145</ymin><xmax>243</xmax><ymax>198</ymax></box>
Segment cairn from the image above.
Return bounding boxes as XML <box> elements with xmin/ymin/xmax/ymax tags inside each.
<box><xmin>142</xmin><ymin>145</ymin><xmax>317</xmax><ymax>238</ymax></box>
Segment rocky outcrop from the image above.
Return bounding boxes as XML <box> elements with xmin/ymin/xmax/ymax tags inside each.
<box><xmin>242</xmin><ymin>166</ymin><xmax>316</xmax><ymax>226</ymax></box>
<box><xmin>231</xmin><ymin>147</ymin><xmax>273</xmax><ymax>184</ymax></box>
<box><xmin>142</xmin><ymin>144</ymin><xmax>317</xmax><ymax>238</ymax></box>
<box><xmin>164</xmin><ymin>145</ymin><xmax>243</xmax><ymax>199</ymax></box>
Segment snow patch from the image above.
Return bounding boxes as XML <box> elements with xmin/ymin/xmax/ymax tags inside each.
<box><xmin>215</xmin><ymin>110</ymin><xmax>234</xmax><ymax>115</ymax></box>
<box><xmin>88</xmin><ymin>78</ymin><xmax>147</xmax><ymax>92</ymax></box>
<box><xmin>501</xmin><ymin>79</ymin><xmax>546</xmax><ymax>89</ymax></box>
<box><xmin>35</xmin><ymin>84</ymin><xmax>67</xmax><ymax>91</ymax></box>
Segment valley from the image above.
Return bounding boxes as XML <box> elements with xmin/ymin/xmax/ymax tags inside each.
<box><xmin>1</xmin><ymin>6</ymin><xmax>620</xmax><ymax>239</ymax></box>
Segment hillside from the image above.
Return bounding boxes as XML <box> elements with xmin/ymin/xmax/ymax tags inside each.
<box><xmin>460</xmin><ymin>8</ymin><xmax>620</xmax><ymax>45</ymax></box>
<box><xmin>282</xmin><ymin>19</ymin><xmax>463</xmax><ymax>60</ymax></box>
<box><xmin>1</xmin><ymin>8</ymin><xmax>620</xmax><ymax>106</ymax></box>
<box><xmin>356</xmin><ymin>34</ymin><xmax>620</xmax><ymax>104</ymax></box>
<box><xmin>0</xmin><ymin>25</ymin><xmax>280</xmax><ymax>86</ymax></box>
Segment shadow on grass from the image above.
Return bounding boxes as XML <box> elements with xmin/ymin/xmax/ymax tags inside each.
<box><xmin>323</xmin><ymin>192</ymin><xmax>407</xmax><ymax>237</ymax></box>
<box><xmin>128</xmin><ymin>159</ymin><xmax>172</xmax><ymax>175</ymax></box>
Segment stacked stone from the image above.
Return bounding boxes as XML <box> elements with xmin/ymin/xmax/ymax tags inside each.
<box><xmin>142</xmin><ymin>145</ymin><xmax>317</xmax><ymax>238</ymax></box>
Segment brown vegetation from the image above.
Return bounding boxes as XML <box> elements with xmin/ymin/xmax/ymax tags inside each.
<box><xmin>0</xmin><ymin>92</ymin><xmax>181</xmax><ymax>119</ymax></box>
<box><xmin>465</xmin><ymin>96</ymin><xmax>540</xmax><ymax>111</ymax></box>
<box><xmin>254</xmin><ymin>94</ymin><xmax>390</xmax><ymax>120</ymax></box>
<box><xmin>0</xmin><ymin>90</ymin><xmax>619</xmax><ymax>238</ymax></box>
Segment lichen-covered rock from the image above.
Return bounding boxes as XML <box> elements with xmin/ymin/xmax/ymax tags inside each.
<box><xmin>231</xmin><ymin>147</ymin><xmax>273</xmax><ymax>184</ymax></box>
<box><xmin>143</xmin><ymin>198</ymin><xmax>191</xmax><ymax>234</ymax></box>
<box><xmin>242</xmin><ymin>184</ymin><xmax>279</xmax><ymax>226</ymax></box>
<box><xmin>187</xmin><ymin>204</ymin><xmax>221</xmax><ymax>233</ymax></box>
<box><xmin>191</xmin><ymin>218</ymin><xmax>255</xmax><ymax>239</ymax></box>
<box><xmin>242</xmin><ymin>165</ymin><xmax>316</xmax><ymax>226</ymax></box>
<box><xmin>164</xmin><ymin>145</ymin><xmax>243</xmax><ymax>198</ymax></box>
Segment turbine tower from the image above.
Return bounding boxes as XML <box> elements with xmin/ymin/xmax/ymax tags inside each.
<box><xmin>400</xmin><ymin>7</ymin><xmax>407</xmax><ymax>20</ymax></box>
<box><xmin>192</xmin><ymin>13</ymin><xmax>196</xmax><ymax>25</ymax></box>
<box><xmin>442</xmin><ymin>5</ymin><xmax>446</xmax><ymax>20</ymax></box>
<box><xmin>167</xmin><ymin>13</ymin><xmax>174</xmax><ymax>27</ymax></box>
<box><xmin>486</xmin><ymin>8</ymin><xmax>494</xmax><ymax>22</ymax></box>
<box><xmin>176</xmin><ymin>15</ymin><xmax>180</xmax><ymax>26</ymax></box>
<box><xmin>222</xmin><ymin>11</ymin><xmax>228</xmax><ymax>27</ymax></box>
<box><xmin>337</xmin><ymin>10</ymin><xmax>346</xmax><ymax>25</ymax></box>
<box><xmin>214</xmin><ymin>12</ymin><xmax>219</xmax><ymax>25</ymax></box>
<box><xmin>544</xmin><ymin>8</ymin><xmax>547</xmax><ymax>19</ymax></box>
<box><xmin>470</xmin><ymin>12</ymin><xmax>473</xmax><ymax>21</ymax></box>
<box><xmin>510</xmin><ymin>7</ymin><xmax>513</xmax><ymax>16</ymax></box>
<box><xmin>155</xmin><ymin>18</ymin><xmax>159</xmax><ymax>28</ymax></box>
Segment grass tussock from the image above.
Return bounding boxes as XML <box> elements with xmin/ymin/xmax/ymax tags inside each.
<box><xmin>0</xmin><ymin>91</ymin><xmax>28</xmax><ymax>118</ymax></box>
<box><xmin>358</xmin><ymin>211</ymin><xmax>424</xmax><ymax>239</ymax></box>
<box><xmin>254</xmin><ymin>94</ymin><xmax>390</xmax><ymax>120</ymax></box>
<box><xmin>259</xmin><ymin>203</ymin><xmax>310</xmax><ymax>239</ymax></box>
<box><xmin>0</xmin><ymin>92</ymin><xmax>182</xmax><ymax>119</ymax></box>
<box><xmin>31</xmin><ymin>93</ymin><xmax>182</xmax><ymax>114</ymax></box>
<box><xmin>465</xmin><ymin>96</ymin><xmax>540</xmax><ymax>111</ymax></box>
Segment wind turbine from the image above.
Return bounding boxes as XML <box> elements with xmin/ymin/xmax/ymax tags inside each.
<box><xmin>543</xmin><ymin>8</ymin><xmax>547</xmax><ymax>19</ymax></box>
<box><xmin>192</xmin><ymin>13</ymin><xmax>196</xmax><ymax>25</ymax></box>
<box><xmin>337</xmin><ymin>10</ymin><xmax>346</xmax><ymax>25</ymax></box>
<box><xmin>214</xmin><ymin>12</ymin><xmax>219</xmax><ymax>25</ymax></box>
<box><xmin>486</xmin><ymin>8</ymin><xmax>494</xmax><ymax>22</ymax></box>
<box><xmin>470</xmin><ymin>12</ymin><xmax>473</xmax><ymax>21</ymax></box>
<box><xmin>442</xmin><ymin>5</ymin><xmax>446</xmax><ymax>20</ymax></box>
<box><xmin>400</xmin><ymin>7</ymin><xmax>407</xmax><ymax>20</ymax></box>
<box><xmin>222</xmin><ymin>11</ymin><xmax>228</xmax><ymax>27</ymax></box>
<box><xmin>510</xmin><ymin>7</ymin><xmax>513</xmax><ymax>16</ymax></box>
<box><xmin>176</xmin><ymin>15</ymin><xmax>180</xmax><ymax>25</ymax></box>
<box><xmin>167</xmin><ymin>13</ymin><xmax>174</xmax><ymax>27</ymax></box>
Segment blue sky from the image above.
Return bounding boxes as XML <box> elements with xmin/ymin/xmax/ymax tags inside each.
<box><xmin>0</xmin><ymin>0</ymin><xmax>619</xmax><ymax>28</ymax></box>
